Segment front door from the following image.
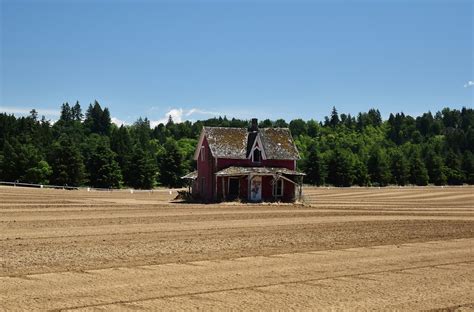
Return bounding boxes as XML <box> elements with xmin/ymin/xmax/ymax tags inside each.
<box><xmin>250</xmin><ymin>176</ymin><xmax>262</xmax><ymax>201</ymax></box>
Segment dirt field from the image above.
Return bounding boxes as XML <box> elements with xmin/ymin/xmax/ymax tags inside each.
<box><xmin>1</xmin><ymin>186</ymin><xmax>473</xmax><ymax>311</ymax></box>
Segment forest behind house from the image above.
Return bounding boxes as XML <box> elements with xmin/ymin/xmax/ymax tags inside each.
<box><xmin>1</xmin><ymin>102</ymin><xmax>473</xmax><ymax>189</ymax></box>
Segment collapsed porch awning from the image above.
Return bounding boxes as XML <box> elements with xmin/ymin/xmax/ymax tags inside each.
<box><xmin>181</xmin><ymin>170</ymin><xmax>198</xmax><ymax>180</ymax></box>
<box><xmin>215</xmin><ymin>166</ymin><xmax>305</xmax><ymax>177</ymax></box>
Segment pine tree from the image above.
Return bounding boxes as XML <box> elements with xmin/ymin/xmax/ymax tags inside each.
<box><xmin>305</xmin><ymin>143</ymin><xmax>325</xmax><ymax>185</ymax></box>
<box><xmin>330</xmin><ymin>106</ymin><xmax>340</xmax><ymax>128</ymax></box>
<box><xmin>159</xmin><ymin>138</ymin><xmax>184</xmax><ymax>188</ymax></box>
<box><xmin>425</xmin><ymin>150</ymin><xmax>446</xmax><ymax>185</ymax></box>
<box><xmin>408</xmin><ymin>153</ymin><xmax>429</xmax><ymax>186</ymax></box>
<box><xmin>111</xmin><ymin>125</ymin><xmax>133</xmax><ymax>184</ymax></box>
<box><xmin>86</xmin><ymin>138</ymin><xmax>122</xmax><ymax>188</ymax></box>
<box><xmin>48</xmin><ymin>136</ymin><xmax>85</xmax><ymax>186</ymax></box>
<box><xmin>445</xmin><ymin>150</ymin><xmax>464</xmax><ymax>185</ymax></box>
<box><xmin>1</xmin><ymin>140</ymin><xmax>18</xmax><ymax>181</ymax></box>
<box><xmin>326</xmin><ymin>148</ymin><xmax>354</xmax><ymax>186</ymax></box>
<box><xmin>128</xmin><ymin>146</ymin><xmax>156</xmax><ymax>189</ymax></box>
<box><xmin>84</xmin><ymin>101</ymin><xmax>111</xmax><ymax>135</ymax></box>
<box><xmin>367</xmin><ymin>148</ymin><xmax>391</xmax><ymax>186</ymax></box>
<box><xmin>462</xmin><ymin>151</ymin><xmax>474</xmax><ymax>184</ymax></box>
<box><xmin>389</xmin><ymin>149</ymin><xmax>409</xmax><ymax>186</ymax></box>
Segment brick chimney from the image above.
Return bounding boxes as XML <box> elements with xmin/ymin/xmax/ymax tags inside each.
<box><xmin>250</xmin><ymin>118</ymin><xmax>258</xmax><ymax>132</ymax></box>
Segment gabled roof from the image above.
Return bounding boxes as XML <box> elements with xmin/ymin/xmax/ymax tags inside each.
<box><xmin>194</xmin><ymin>126</ymin><xmax>300</xmax><ymax>160</ymax></box>
<box><xmin>259</xmin><ymin>128</ymin><xmax>300</xmax><ymax>160</ymax></box>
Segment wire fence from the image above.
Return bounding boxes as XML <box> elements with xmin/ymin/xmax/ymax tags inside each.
<box><xmin>0</xmin><ymin>181</ymin><xmax>181</xmax><ymax>193</ymax></box>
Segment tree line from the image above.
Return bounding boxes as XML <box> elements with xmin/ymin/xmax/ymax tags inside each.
<box><xmin>0</xmin><ymin>102</ymin><xmax>473</xmax><ymax>188</ymax></box>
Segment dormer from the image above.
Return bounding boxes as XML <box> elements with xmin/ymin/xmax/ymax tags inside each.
<box><xmin>248</xmin><ymin>132</ymin><xmax>267</xmax><ymax>163</ymax></box>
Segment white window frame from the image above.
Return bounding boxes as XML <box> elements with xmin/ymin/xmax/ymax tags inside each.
<box><xmin>201</xmin><ymin>146</ymin><xmax>205</xmax><ymax>161</ymax></box>
<box><xmin>273</xmin><ymin>179</ymin><xmax>284</xmax><ymax>197</ymax></box>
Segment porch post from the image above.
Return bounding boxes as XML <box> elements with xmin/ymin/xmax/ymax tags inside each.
<box><xmin>248</xmin><ymin>174</ymin><xmax>252</xmax><ymax>201</ymax></box>
<box><xmin>221</xmin><ymin>176</ymin><xmax>225</xmax><ymax>201</ymax></box>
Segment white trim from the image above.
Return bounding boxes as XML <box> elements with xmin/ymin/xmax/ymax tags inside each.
<box><xmin>248</xmin><ymin>134</ymin><xmax>267</xmax><ymax>161</ymax></box>
<box><xmin>193</xmin><ymin>128</ymin><xmax>206</xmax><ymax>160</ymax></box>
<box><xmin>200</xmin><ymin>146</ymin><xmax>205</xmax><ymax>161</ymax></box>
<box><xmin>252</xmin><ymin>146</ymin><xmax>262</xmax><ymax>163</ymax></box>
<box><xmin>272</xmin><ymin>178</ymin><xmax>284</xmax><ymax>197</ymax></box>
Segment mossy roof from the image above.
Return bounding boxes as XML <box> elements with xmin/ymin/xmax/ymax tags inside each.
<box><xmin>203</xmin><ymin>126</ymin><xmax>300</xmax><ymax>160</ymax></box>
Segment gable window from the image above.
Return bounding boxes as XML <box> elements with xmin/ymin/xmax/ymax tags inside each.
<box><xmin>253</xmin><ymin>148</ymin><xmax>261</xmax><ymax>163</ymax></box>
<box><xmin>201</xmin><ymin>146</ymin><xmax>205</xmax><ymax>161</ymax></box>
<box><xmin>273</xmin><ymin>179</ymin><xmax>283</xmax><ymax>197</ymax></box>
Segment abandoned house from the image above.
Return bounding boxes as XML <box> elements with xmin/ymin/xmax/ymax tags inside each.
<box><xmin>182</xmin><ymin>118</ymin><xmax>305</xmax><ymax>202</ymax></box>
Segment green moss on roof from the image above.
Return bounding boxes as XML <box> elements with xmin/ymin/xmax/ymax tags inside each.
<box><xmin>203</xmin><ymin>126</ymin><xmax>300</xmax><ymax>160</ymax></box>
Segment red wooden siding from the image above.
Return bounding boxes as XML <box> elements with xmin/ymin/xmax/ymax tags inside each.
<box><xmin>196</xmin><ymin>137</ymin><xmax>215</xmax><ymax>201</ymax></box>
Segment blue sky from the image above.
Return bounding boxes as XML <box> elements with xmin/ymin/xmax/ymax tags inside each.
<box><xmin>1</xmin><ymin>0</ymin><xmax>473</xmax><ymax>126</ymax></box>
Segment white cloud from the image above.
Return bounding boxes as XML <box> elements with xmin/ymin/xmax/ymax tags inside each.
<box><xmin>150</xmin><ymin>107</ymin><xmax>221</xmax><ymax>127</ymax></box>
<box><xmin>464</xmin><ymin>81</ymin><xmax>474</xmax><ymax>88</ymax></box>
<box><xmin>1</xmin><ymin>106</ymin><xmax>59</xmax><ymax>116</ymax></box>
<box><xmin>111</xmin><ymin>117</ymin><xmax>128</xmax><ymax>126</ymax></box>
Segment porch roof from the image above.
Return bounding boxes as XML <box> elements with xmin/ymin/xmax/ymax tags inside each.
<box><xmin>181</xmin><ymin>170</ymin><xmax>198</xmax><ymax>180</ymax></box>
<box><xmin>215</xmin><ymin>166</ymin><xmax>305</xmax><ymax>177</ymax></box>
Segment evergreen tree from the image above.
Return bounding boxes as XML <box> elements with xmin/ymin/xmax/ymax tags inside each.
<box><xmin>408</xmin><ymin>153</ymin><xmax>429</xmax><ymax>186</ymax></box>
<box><xmin>326</xmin><ymin>148</ymin><xmax>354</xmax><ymax>186</ymax></box>
<box><xmin>425</xmin><ymin>150</ymin><xmax>446</xmax><ymax>185</ymax></box>
<box><xmin>389</xmin><ymin>149</ymin><xmax>409</xmax><ymax>186</ymax></box>
<box><xmin>84</xmin><ymin>101</ymin><xmax>111</xmax><ymax>135</ymax></box>
<box><xmin>445</xmin><ymin>150</ymin><xmax>464</xmax><ymax>185</ymax></box>
<box><xmin>367</xmin><ymin>148</ymin><xmax>391</xmax><ymax>186</ymax></box>
<box><xmin>462</xmin><ymin>151</ymin><xmax>474</xmax><ymax>184</ymax></box>
<box><xmin>85</xmin><ymin>138</ymin><xmax>122</xmax><ymax>188</ymax></box>
<box><xmin>71</xmin><ymin>101</ymin><xmax>83</xmax><ymax>121</ymax></box>
<box><xmin>159</xmin><ymin>138</ymin><xmax>184</xmax><ymax>187</ymax></box>
<box><xmin>330</xmin><ymin>106</ymin><xmax>340</xmax><ymax>128</ymax></box>
<box><xmin>305</xmin><ymin>143</ymin><xmax>325</xmax><ymax>185</ymax></box>
<box><xmin>353</xmin><ymin>156</ymin><xmax>369</xmax><ymax>186</ymax></box>
<box><xmin>110</xmin><ymin>125</ymin><xmax>133</xmax><ymax>183</ymax></box>
<box><xmin>128</xmin><ymin>146</ymin><xmax>156</xmax><ymax>189</ymax></box>
<box><xmin>48</xmin><ymin>136</ymin><xmax>85</xmax><ymax>186</ymax></box>
<box><xmin>1</xmin><ymin>140</ymin><xmax>19</xmax><ymax>181</ymax></box>
<box><xmin>1</xmin><ymin>103</ymin><xmax>473</xmax><ymax>188</ymax></box>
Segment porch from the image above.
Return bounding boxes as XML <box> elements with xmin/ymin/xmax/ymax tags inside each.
<box><xmin>215</xmin><ymin>166</ymin><xmax>305</xmax><ymax>202</ymax></box>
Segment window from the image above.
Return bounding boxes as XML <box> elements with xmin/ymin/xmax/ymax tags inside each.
<box><xmin>253</xmin><ymin>148</ymin><xmax>261</xmax><ymax>163</ymax></box>
<box><xmin>273</xmin><ymin>179</ymin><xmax>283</xmax><ymax>197</ymax></box>
<box><xmin>201</xmin><ymin>146</ymin><xmax>205</xmax><ymax>161</ymax></box>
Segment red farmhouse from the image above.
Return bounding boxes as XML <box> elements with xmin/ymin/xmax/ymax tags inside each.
<box><xmin>183</xmin><ymin>119</ymin><xmax>304</xmax><ymax>202</ymax></box>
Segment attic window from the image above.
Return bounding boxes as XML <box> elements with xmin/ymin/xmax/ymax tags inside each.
<box><xmin>201</xmin><ymin>146</ymin><xmax>205</xmax><ymax>161</ymax></box>
<box><xmin>253</xmin><ymin>148</ymin><xmax>261</xmax><ymax>163</ymax></box>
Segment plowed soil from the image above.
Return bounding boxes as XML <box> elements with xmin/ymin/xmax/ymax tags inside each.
<box><xmin>1</xmin><ymin>186</ymin><xmax>473</xmax><ymax>311</ymax></box>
